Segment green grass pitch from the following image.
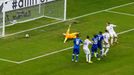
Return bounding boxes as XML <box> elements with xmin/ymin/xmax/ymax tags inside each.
<box><xmin>0</xmin><ymin>0</ymin><xmax>134</xmax><ymax>75</ymax></box>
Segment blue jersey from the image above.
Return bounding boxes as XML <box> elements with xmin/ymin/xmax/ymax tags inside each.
<box><xmin>97</xmin><ymin>34</ymin><xmax>104</xmax><ymax>44</ymax></box>
<box><xmin>92</xmin><ymin>37</ymin><xmax>98</xmax><ymax>46</ymax></box>
<box><xmin>91</xmin><ymin>37</ymin><xmax>98</xmax><ymax>52</ymax></box>
<box><xmin>73</xmin><ymin>38</ymin><xmax>83</xmax><ymax>49</ymax></box>
<box><xmin>73</xmin><ymin>38</ymin><xmax>82</xmax><ymax>54</ymax></box>
<box><xmin>97</xmin><ymin>34</ymin><xmax>104</xmax><ymax>50</ymax></box>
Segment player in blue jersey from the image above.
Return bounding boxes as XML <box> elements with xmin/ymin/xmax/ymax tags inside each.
<box><xmin>91</xmin><ymin>34</ymin><xmax>100</xmax><ymax>60</ymax></box>
<box><xmin>72</xmin><ymin>34</ymin><xmax>83</xmax><ymax>62</ymax></box>
<box><xmin>97</xmin><ymin>31</ymin><xmax>104</xmax><ymax>57</ymax></box>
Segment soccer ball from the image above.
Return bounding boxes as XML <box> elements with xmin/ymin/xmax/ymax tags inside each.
<box><xmin>25</xmin><ymin>34</ymin><xmax>30</xmax><ymax>38</ymax></box>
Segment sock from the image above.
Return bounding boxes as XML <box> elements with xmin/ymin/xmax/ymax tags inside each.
<box><xmin>76</xmin><ymin>54</ymin><xmax>79</xmax><ymax>62</ymax></box>
<box><xmin>94</xmin><ymin>52</ymin><xmax>97</xmax><ymax>57</ymax></box>
<box><xmin>105</xmin><ymin>48</ymin><xmax>109</xmax><ymax>55</ymax></box>
<box><xmin>114</xmin><ymin>38</ymin><xmax>118</xmax><ymax>43</ymax></box>
<box><xmin>94</xmin><ymin>52</ymin><xmax>99</xmax><ymax>58</ymax></box>
<box><xmin>96</xmin><ymin>53</ymin><xmax>99</xmax><ymax>58</ymax></box>
<box><xmin>86</xmin><ymin>54</ymin><xmax>88</xmax><ymax>62</ymax></box>
<box><xmin>100</xmin><ymin>48</ymin><xmax>104</xmax><ymax>56</ymax></box>
<box><xmin>72</xmin><ymin>54</ymin><xmax>75</xmax><ymax>61</ymax></box>
<box><xmin>88</xmin><ymin>54</ymin><xmax>91</xmax><ymax>62</ymax></box>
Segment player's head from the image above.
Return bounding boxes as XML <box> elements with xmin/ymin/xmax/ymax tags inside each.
<box><xmin>105</xmin><ymin>30</ymin><xmax>108</xmax><ymax>32</ymax></box>
<box><xmin>76</xmin><ymin>34</ymin><xmax>79</xmax><ymax>38</ymax></box>
<box><xmin>99</xmin><ymin>31</ymin><xmax>102</xmax><ymax>35</ymax></box>
<box><xmin>107</xmin><ymin>22</ymin><xmax>111</xmax><ymax>26</ymax></box>
<box><xmin>94</xmin><ymin>34</ymin><xmax>97</xmax><ymax>38</ymax></box>
<box><xmin>87</xmin><ymin>35</ymin><xmax>90</xmax><ymax>39</ymax></box>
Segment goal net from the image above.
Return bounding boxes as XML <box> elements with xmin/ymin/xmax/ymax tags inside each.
<box><xmin>0</xmin><ymin>0</ymin><xmax>67</xmax><ymax>37</ymax></box>
<box><xmin>0</xmin><ymin>10</ymin><xmax>3</xmax><ymax>36</ymax></box>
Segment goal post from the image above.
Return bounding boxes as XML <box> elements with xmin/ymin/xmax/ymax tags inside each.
<box><xmin>42</xmin><ymin>0</ymin><xmax>67</xmax><ymax>20</ymax></box>
<box><xmin>0</xmin><ymin>1</ymin><xmax>5</xmax><ymax>37</ymax></box>
<box><xmin>0</xmin><ymin>0</ymin><xmax>67</xmax><ymax>37</ymax></box>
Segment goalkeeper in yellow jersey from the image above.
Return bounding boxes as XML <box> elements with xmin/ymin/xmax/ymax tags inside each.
<box><xmin>63</xmin><ymin>24</ymin><xmax>79</xmax><ymax>43</ymax></box>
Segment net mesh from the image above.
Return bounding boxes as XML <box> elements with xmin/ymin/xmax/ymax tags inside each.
<box><xmin>0</xmin><ymin>0</ymin><xmax>66</xmax><ymax>37</ymax></box>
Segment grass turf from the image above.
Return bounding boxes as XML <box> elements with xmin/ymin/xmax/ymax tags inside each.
<box><xmin>0</xmin><ymin>0</ymin><xmax>134</xmax><ymax>75</ymax></box>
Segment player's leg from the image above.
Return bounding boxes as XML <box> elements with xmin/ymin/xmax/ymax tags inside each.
<box><xmin>75</xmin><ymin>49</ymin><xmax>80</xmax><ymax>62</ymax></box>
<box><xmin>85</xmin><ymin>48</ymin><xmax>92</xmax><ymax>63</ymax></box>
<box><xmin>100</xmin><ymin>45</ymin><xmax>104</xmax><ymax>57</ymax></box>
<box><xmin>72</xmin><ymin>32</ymin><xmax>79</xmax><ymax>35</ymax></box>
<box><xmin>94</xmin><ymin>47</ymin><xmax>98</xmax><ymax>58</ymax></box>
<box><xmin>83</xmin><ymin>49</ymin><xmax>88</xmax><ymax>62</ymax></box>
<box><xmin>94</xmin><ymin>47</ymin><xmax>100</xmax><ymax>60</ymax></box>
<box><xmin>95</xmin><ymin>52</ymin><xmax>100</xmax><ymax>60</ymax></box>
<box><xmin>104</xmin><ymin>43</ymin><xmax>110</xmax><ymax>56</ymax></box>
<box><xmin>101</xmin><ymin>48</ymin><xmax>104</xmax><ymax>56</ymax></box>
<box><xmin>64</xmin><ymin>37</ymin><xmax>68</xmax><ymax>43</ymax></box>
<box><xmin>91</xmin><ymin>46</ymin><xmax>95</xmax><ymax>57</ymax></box>
<box><xmin>114</xmin><ymin>37</ymin><xmax>118</xmax><ymax>43</ymax></box>
<box><xmin>88</xmin><ymin>50</ymin><xmax>93</xmax><ymax>63</ymax></box>
<box><xmin>113</xmin><ymin>32</ymin><xmax>118</xmax><ymax>43</ymax></box>
<box><xmin>102</xmin><ymin>43</ymin><xmax>106</xmax><ymax>56</ymax></box>
<box><xmin>72</xmin><ymin>48</ymin><xmax>76</xmax><ymax>61</ymax></box>
<box><xmin>66</xmin><ymin>25</ymin><xmax>71</xmax><ymax>34</ymax></box>
<box><xmin>72</xmin><ymin>54</ymin><xmax>75</xmax><ymax>61</ymax></box>
<box><xmin>98</xmin><ymin>44</ymin><xmax>104</xmax><ymax>57</ymax></box>
<box><xmin>86</xmin><ymin>54</ymin><xmax>88</xmax><ymax>62</ymax></box>
<box><xmin>75</xmin><ymin>54</ymin><xmax>79</xmax><ymax>62</ymax></box>
<box><xmin>110</xmin><ymin>33</ymin><xmax>114</xmax><ymax>45</ymax></box>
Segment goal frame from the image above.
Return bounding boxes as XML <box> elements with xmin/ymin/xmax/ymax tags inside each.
<box><xmin>1</xmin><ymin>0</ymin><xmax>67</xmax><ymax>37</ymax></box>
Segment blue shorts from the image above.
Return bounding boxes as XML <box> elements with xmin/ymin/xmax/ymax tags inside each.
<box><xmin>98</xmin><ymin>43</ymin><xmax>102</xmax><ymax>50</ymax></box>
<box><xmin>73</xmin><ymin>48</ymin><xmax>80</xmax><ymax>54</ymax></box>
<box><xmin>91</xmin><ymin>45</ymin><xmax>98</xmax><ymax>52</ymax></box>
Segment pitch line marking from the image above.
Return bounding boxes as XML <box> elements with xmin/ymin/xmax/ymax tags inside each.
<box><xmin>117</xmin><ymin>28</ymin><xmax>134</xmax><ymax>35</ymax></box>
<box><xmin>0</xmin><ymin>58</ymin><xmax>19</xmax><ymax>64</ymax></box>
<box><xmin>0</xmin><ymin>28</ymin><xmax>133</xmax><ymax>64</ymax></box>
<box><xmin>105</xmin><ymin>10</ymin><xmax>134</xmax><ymax>17</ymax></box>
<box><xmin>0</xmin><ymin>2</ymin><xmax>134</xmax><ymax>64</ymax></box>
<box><xmin>17</xmin><ymin>28</ymin><xmax>134</xmax><ymax>64</ymax></box>
<box><xmin>104</xmin><ymin>2</ymin><xmax>134</xmax><ymax>11</ymax></box>
<box><xmin>17</xmin><ymin>46</ymin><xmax>74</xmax><ymax>64</ymax></box>
<box><xmin>0</xmin><ymin>1</ymin><xmax>133</xmax><ymax>38</ymax></box>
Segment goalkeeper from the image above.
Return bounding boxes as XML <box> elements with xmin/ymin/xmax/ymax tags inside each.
<box><xmin>63</xmin><ymin>25</ymin><xmax>79</xmax><ymax>43</ymax></box>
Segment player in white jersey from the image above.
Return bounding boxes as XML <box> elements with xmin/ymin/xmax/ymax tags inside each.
<box><xmin>106</xmin><ymin>22</ymin><xmax>118</xmax><ymax>45</ymax></box>
<box><xmin>103</xmin><ymin>30</ymin><xmax>110</xmax><ymax>56</ymax></box>
<box><xmin>83</xmin><ymin>36</ymin><xmax>93</xmax><ymax>63</ymax></box>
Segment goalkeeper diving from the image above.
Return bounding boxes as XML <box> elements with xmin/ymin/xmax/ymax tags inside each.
<box><xmin>63</xmin><ymin>24</ymin><xmax>79</xmax><ymax>43</ymax></box>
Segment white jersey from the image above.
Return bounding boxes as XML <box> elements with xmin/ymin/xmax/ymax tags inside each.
<box><xmin>103</xmin><ymin>32</ymin><xmax>110</xmax><ymax>43</ymax></box>
<box><xmin>106</xmin><ymin>24</ymin><xmax>117</xmax><ymax>37</ymax></box>
<box><xmin>106</xmin><ymin>24</ymin><xmax>116</xmax><ymax>33</ymax></box>
<box><xmin>83</xmin><ymin>39</ymin><xmax>92</xmax><ymax>49</ymax></box>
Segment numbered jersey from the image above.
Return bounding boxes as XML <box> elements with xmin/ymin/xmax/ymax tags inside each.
<box><xmin>97</xmin><ymin>34</ymin><xmax>104</xmax><ymax>44</ymax></box>
<box><xmin>74</xmin><ymin>38</ymin><xmax>83</xmax><ymax>49</ymax></box>
<box><xmin>92</xmin><ymin>37</ymin><xmax>98</xmax><ymax>45</ymax></box>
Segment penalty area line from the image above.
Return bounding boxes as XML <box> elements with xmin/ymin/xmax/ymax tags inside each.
<box><xmin>117</xmin><ymin>28</ymin><xmax>134</xmax><ymax>35</ymax></box>
<box><xmin>17</xmin><ymin>28</ymin><xmax>134</xmax><ymax>64</ymax></box>
<box><xmin>0</xmin><ymin>2</ymin><xmax>134</xmax><ymax>64</ymax></box>
<box><xmin>0</xmin><ymin>58</ymin><xmax>19</xmax><ymax>64</ymax></box>
<box><xmin>0</xmin><ymin>28</ymin><xmax>133</xmax><ymax>64</ymax></box>
<box><xmin>17</xmin><ymin>46</ymin><xmax>74</xmax><ymax>64</ymax></box>
<box><xmin>105</xmin><ymin>10</ymin><xmax>134</xmax><ymax>17</ymax></box>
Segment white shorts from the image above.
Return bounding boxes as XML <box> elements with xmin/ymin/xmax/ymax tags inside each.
<box><xmin>83</xmin><ymin>48</ymin><xmax>91</xmax><ymax>55</ymax></box>
<box><xmin>109</xmin><ymin>32</ymin><xmax>117</xmax><ymax>38</ymax></box>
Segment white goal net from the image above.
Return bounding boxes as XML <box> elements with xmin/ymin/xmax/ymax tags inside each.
<box><xmin>0</xmin><ymin>0</ymin><xmax>67</xmax><ymax>37</ymax></box>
